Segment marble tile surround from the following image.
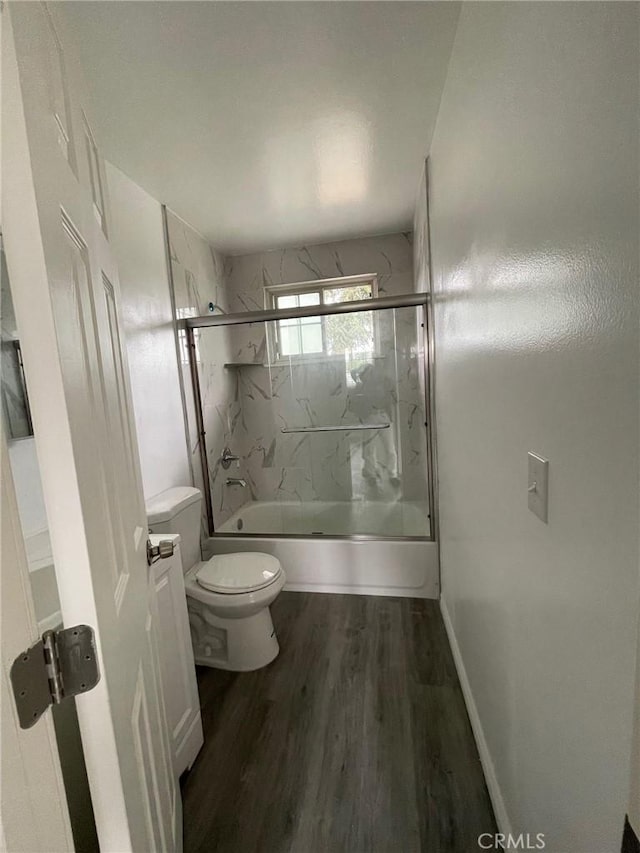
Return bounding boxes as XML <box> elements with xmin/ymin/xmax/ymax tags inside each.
<box><xmin>219</xmin><ymin>233</ymin><xmax>430</xmax><ymax>527</ymax></box>
<box><xmin>226</xmin><ymin>232</ymin><xmax>415</xmax><ymax>314</ymax></box>
<box><xmin>167</xmin><ymin>225</ymin><xmax>430</xmax><ymax>532</ymax></box>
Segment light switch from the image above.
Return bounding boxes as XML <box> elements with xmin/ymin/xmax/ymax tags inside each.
<box><xmin>528</xmin><ymin>452</ymin><xmax>549</xmax><ymax>523</ymax></box>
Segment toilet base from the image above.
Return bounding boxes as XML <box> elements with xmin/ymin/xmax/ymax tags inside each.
<box><xmin>187</xmin><ymin>597</ymin><xmax>280</xmax><ymax>671</ymax></box>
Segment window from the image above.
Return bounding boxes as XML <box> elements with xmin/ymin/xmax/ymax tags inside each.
<box><xmin>273</xmin><ymin>290</ymin><xmax>322</xmax><ymax>357</ymax></box>
<box><xmin>266</xmin><ymin>275</ymin><xmax>378</xmax><ymax>358</ymax></box>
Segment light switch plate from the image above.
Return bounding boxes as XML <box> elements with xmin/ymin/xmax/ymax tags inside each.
<box><xmin>528</xmin><ymin>452</ymin><xmax>549</xmax><ymax>523</ymax></box>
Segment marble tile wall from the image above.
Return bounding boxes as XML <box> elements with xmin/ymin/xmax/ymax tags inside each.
<box><xmin>167</xmin><ymin>224</ymin><xmax>430</xmax><ymax>530</ymax></box>
<box><xmin>226</xmin><ymin>231</ymin><xmax>415</xmax><ymax>312</ymax></box>
<box><xmin>214</xmin><ymin>233</ymin><xmax>430</xmax><ymax>520</ymax></box>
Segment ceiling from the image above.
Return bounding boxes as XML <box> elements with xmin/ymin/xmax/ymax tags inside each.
<box><xmin>55</xmin><ymin>2</ymin><xmax>460</xmax><ymax>254</ymax></box>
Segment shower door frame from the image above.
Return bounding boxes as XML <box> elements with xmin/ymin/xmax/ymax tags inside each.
<box><xmin>184</xmin><ymin>291</ymin><xmax>438</xmax><ymax>543</ymax></box>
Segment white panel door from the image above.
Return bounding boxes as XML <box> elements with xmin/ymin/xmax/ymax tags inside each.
<box><xmin>3</xmin><ymin>5</ymin><xmax>181</xmax><ymax>851</ymax></box>
<box><xmin>0</xmin><ymin>433</ymin><xmax>74</xmax><ymax>853</ymax></box>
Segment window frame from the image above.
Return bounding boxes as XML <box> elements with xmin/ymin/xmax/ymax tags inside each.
<box><xmin>265</xmin><ymin>274</ymin><xmax>378</xmax><ymax>361</ymax></box>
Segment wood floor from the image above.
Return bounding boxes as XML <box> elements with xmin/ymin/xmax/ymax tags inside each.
<box><xmin>182</xmin><ymin>592</ymin><xmax>496</xmax><ymax>853</ymax></box>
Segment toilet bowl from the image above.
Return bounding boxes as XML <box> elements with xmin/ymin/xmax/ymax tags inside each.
<box><xmin>184</xmin><ymin>552</ymin><xmax>286</xmax><ymax>671</ymax></box>
<box><xmin>146</xmin><ymin>487</ymin><xmax>286</xmax><ymax>672</ymax></box>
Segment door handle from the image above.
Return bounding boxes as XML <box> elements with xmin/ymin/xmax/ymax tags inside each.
<box><xmin>146</xmin><ymin>539</ymin><xmax>175</xmax><ymax>566</ymax></box>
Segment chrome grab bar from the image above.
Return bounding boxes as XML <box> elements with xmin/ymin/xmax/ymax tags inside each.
<box><xmin>281</xmin><ymin>423</ymin><xmax>390</xmax><ymax>434</ymax></box>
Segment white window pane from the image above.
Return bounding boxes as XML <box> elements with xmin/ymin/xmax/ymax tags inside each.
<box><xmin>298</xmin><ymin>291</ymin><xmax>320</xmax><ymax>307</ymax></box>
<box><xmin>301</xmin><ymin>322</ymin><xmax>323</xmax><ymax>354</ymax></box>
<box><xmin>281</xmin><ymin>325</ymin><xmax>301</xmax><ymax>355</ymax></box>
<box><xmin>300</xmin><ymin>311</ymin><xmax>321</xmax><ymax>325</ymax></box>
<box><xmin>277</xmin><ymin>294</ymin><xmax>298</xmax><ymax>309</ymax></box>
<box><xmin>279</xmin><ymin>317</ymin><xmax>297</xmax><ymax>327</ymax></box>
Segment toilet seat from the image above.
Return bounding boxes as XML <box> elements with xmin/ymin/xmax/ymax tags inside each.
<box><xmin>196</xmin><ymin>552</ymin><xmax>282</xmax><ymax>594</ymax></box>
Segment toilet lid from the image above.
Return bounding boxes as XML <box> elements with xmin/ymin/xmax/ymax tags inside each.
<box><xmin>196</xmin><ymin>552</ymin><xmax>282</xmax><ymax>594</ymax></box>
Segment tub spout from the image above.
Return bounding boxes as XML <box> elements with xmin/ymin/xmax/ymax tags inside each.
<box><xmin>226</xmin><ymin>477</ymin><xmax>247</xmax><ymax>488</ymax></box>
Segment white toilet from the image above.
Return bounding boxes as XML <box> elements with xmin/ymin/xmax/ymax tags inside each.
<box><xmin>146</xmin><ymin>487</ymin><xmax>286</xmax><ymax>672</ymax></box>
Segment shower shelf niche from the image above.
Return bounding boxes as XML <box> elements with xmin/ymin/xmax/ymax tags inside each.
<box><xmin>223</xmin><ymin>362</ymin><xmax>268</xmax><ymax>368</ymax></box>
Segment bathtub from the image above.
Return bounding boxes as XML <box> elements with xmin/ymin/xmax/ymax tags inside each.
<box><xmin>205</xmin><ymin>500</ymin><xmax>439</xmax><ymax>599</ymax></box>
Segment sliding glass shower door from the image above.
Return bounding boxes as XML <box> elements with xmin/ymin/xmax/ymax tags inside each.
<box><xmin>188</xmin><ymin>295</ymin><xmax>433</xmax><ymax>538</ymax></box>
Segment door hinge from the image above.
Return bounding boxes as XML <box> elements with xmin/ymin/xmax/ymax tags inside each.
<box><xmin>10</xmin><ymin>625</ymin><xmax>100</xmax><ymax>729</ymax></box>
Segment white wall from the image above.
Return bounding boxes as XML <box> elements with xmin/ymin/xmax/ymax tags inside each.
<box><xmin>106</xmin><ymin>163</ymin><xmax>191</xmax><ymax>499</ymax></box>
<box><xmin>427</xmin><ymin>4</ymin><xmax>639</xmax><ymax>851</ymax></box>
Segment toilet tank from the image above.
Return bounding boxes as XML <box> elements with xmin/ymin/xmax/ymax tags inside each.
<box><xmin>146</xmin><ymin>487</ymin><xmax>202</xmax><ymax>572</ymax></box>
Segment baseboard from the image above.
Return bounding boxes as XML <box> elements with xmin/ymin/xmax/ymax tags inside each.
<box><xmin>440</xmin><ymin>596</ymin><xmax>513</xmax><ymax>836</ymax></box>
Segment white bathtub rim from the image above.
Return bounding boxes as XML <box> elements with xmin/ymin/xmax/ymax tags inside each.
<box><xmin>204</xmin><ymin>535</ymin><xmax>440</xmax><ymax>600</ymax></box>
<box><xmin>210</xmin><ymin>532</ymin><xmax>434</xmax><ymax>543</ymax></box>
